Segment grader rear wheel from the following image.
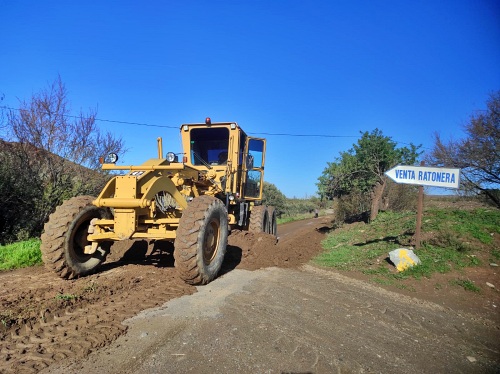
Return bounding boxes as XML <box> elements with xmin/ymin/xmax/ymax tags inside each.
<box><xmin>174</xmin><ymin>195</ymin><xmax>228</xmax><ymax>285</ymax></box>
<box><xmin>249</xmin><ymin>205</ymin><xmax>269</xmax><ymax>233</ymax></box>
<box><xmin>40</xmin><ymin>196</ymin><xmax>111</xmax><ymax>279</ymax></box>
<box><xmin>267</xmin><ymin>206</ymin><xmax>278</xmax><ymax>236</ymax></box>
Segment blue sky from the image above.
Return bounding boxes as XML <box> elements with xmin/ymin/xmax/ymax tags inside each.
<box><xmin>1</xmin><ymin>1</ymin><xmax>499</xmax><ymax>197</ymax></box>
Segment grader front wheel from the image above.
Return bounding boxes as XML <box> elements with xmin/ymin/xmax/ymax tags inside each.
<box><xmin>174</xmin><ymin>195</ymin><xmax>228</xmax><ymax>285</ymax></box>
<box><xmin>40</xmin><ymin>196</ymin><xmax>111</xmax><ymax>279</ymax></box>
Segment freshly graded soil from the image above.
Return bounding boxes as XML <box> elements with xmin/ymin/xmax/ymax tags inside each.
<box><xmin>1</xmin><ymin>215</ymin><xmax>499</xmax><ymax>373</ymax></box>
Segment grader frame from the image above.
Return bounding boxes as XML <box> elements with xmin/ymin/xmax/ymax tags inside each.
<box><xmin>40</xmin><ymin>119</ymin><xmax>276</xmax><ymax>285</ymax></box>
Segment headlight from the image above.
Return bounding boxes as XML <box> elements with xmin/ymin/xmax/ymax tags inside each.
<box><xmin>107</xmin><ymin>153</ymin><xmax>118</xmax><ymax>163</ymax></box>
<box><xmin>166</xmin><ymin>152</ymin><xmax>176</xmax><ymax>163</ymax></box>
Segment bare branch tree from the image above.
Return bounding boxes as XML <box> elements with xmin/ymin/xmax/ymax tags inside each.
<box><xmin>9</xmin><ymin>76</ymin><xmax>125</xmax><ymax>169</ymax></box>
<box><xmin>0</xmin><ymin>92</ymin><xmax>7</xmax><ymax>138</ymax></box>
<box><xmin>1</xmin><ymin>77</ymin><xmax>126</xmax><ymax>240</ymax></box>
<box><xmin>426</xmin><ymin>91</ymin><xmax>500</xmax><ymax>207</ymax></box>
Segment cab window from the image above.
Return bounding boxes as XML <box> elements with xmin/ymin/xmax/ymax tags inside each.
<box><xmin>190</xmin><ymin>128</ymin><xmax>229</xmax><ymax>166</ymax></box>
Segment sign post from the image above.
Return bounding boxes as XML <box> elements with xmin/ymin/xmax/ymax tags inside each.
<box><xmin>385</xmin><ymin>164</ymin><xmax>460</xmax><ymax>249</ymax></box>
<box><xmin>415</xmin><ymin>162</ymin><xmax>425</xmax><ymax>249</ymax></box>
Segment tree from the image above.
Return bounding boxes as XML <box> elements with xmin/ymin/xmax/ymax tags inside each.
<box><xmin>0</xmin><ymin>77</ymin><xmax>125</xmax><ymax>242</ymax></box>
<box><xmin>8</xmin><ymin>76</ymin><xmax>123</xmax><ymax>171</ymax></box>
<box><xmin>426</xmin><ymin>91</ymin><xmax>500</xmax><ymax>208</ymax></box>
<box><xmin>262</xmin><ymin>182</ymin><xmax>287</xmax><ymax>214</ymax></box>
<box><xmin>0</xmin><ymin>142</ymin><xmax>41</xmax><ymax>241</ymax></box>
<box><xmin>318</xmin><ymin>129</ymin><xmax>421</xmax><ymax>221</ymax></box>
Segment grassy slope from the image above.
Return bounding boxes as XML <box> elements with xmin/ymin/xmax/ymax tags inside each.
<box><xmin>315</xmin><ymin>208</ymin><xmax>500</xmax><ymax>288</ymax></box>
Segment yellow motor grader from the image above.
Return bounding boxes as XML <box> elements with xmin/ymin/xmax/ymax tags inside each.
<box><xmin>40</xmin><ymin>118</ymin><xmax>276</xmax><ymax>285</ymax></box>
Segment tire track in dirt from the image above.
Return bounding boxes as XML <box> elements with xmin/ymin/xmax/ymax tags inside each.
<box><xmin>0</xmin><ymin>261</ymin><xmax>195</xmax><ymax>374</ymax></box>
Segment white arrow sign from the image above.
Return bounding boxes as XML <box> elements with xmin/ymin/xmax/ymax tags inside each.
<box><xmin>385</xmin><ymin>165</ymin><xmax>460</xmax><ymax>189</ymax></box>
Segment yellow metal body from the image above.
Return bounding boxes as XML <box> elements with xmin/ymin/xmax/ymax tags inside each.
<box><xmin>87</xmin><ymin>122</ymin><xmax>266</xmax><ymax>246</ymax></box>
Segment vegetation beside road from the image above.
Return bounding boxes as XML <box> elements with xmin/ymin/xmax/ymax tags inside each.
<box><xmin>0</xmin><ymin>239</ymin><xmax>42</xmax><ymax>271</ymax></box>
<box><xmin>0</xmin><ymin>77</ymin><xmax>125</xmax><ymax>245</ymax></box>
<box><xmin>315</xmin><ymin>204</ymin><xmax>500</xmax><ymax>291</ymax></box>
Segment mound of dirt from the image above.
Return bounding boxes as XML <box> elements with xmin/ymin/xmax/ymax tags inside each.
<box><xmin>225</xmin><ymin>225</ymin><xmax>326</xmax><ymax>271</ymax></box>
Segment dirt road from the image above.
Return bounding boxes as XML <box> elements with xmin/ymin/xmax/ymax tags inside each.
<box><xmin>0</xmin><ymin>217</ymin><xmax>327</xmax><ymax>374</ymax></box>
<box><xmin>1</xmin><ymin>216</ymin><xmax>499</xmax><ymax>373</ymax></box>
<box><xmin>44</xmin><ymin>266</ymin><xmax>500</xmax><ymax>374</ymax></box>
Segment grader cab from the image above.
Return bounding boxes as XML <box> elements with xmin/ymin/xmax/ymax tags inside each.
<box><xmin>40</xmin><ymin>119</ymin><xmax>276</xmax><ymax>285</ymax></box>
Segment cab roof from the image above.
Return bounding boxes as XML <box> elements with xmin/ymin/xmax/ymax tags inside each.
<box><xmin>179</xmin><ymin>121</ymin><xmax>247</xmax><ymax>136</ymax></box>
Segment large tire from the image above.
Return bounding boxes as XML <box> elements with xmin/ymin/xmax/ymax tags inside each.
<box><xmin>249</xmin><ymin>205</ymin><xmax>269</xmax><ymax>233</ymax></box>
<box><xmin>40</xmin><ymin>196</ymin><xmax>111</xmax><ymax>279</ymax></box>
<box><xmin>174</xmin><ymin>195</ymin><xmax>228</xmax><ymax>285</ymax></box>
<box><xmin>267</xmin><ymin>206</ymin><xmax>278</xmax><ymax>237</ymax></box>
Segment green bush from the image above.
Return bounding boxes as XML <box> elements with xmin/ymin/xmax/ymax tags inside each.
<box><xmin>283</xmin><ymin>198</ymin><xmax>318</xmax><ymax>217</ymax></box>
<box><xmin>383</xmin><ymin>180</ymin><xmax>417</xmax><ymax>212</ymax></box>
<box><xmin>333</xmin><ymin>189</ymin><xmax>371</xmax><ymax>223</ymax></box>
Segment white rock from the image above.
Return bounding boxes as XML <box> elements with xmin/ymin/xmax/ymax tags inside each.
<box><xmin>486</xmin><ymin>282</ymin><xmax>495</xmax><ymax>289</ymax></box>
<box><xmin>389</xmin><ymin>248</ymin><xmax>421</xmax><ymax>272</ymax></box>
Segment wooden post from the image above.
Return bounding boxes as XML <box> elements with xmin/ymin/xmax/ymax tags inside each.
<box><xmin>415</xmin><ymin>161</ymin><xmax>425</xmax><ymax>249</ymax></box>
